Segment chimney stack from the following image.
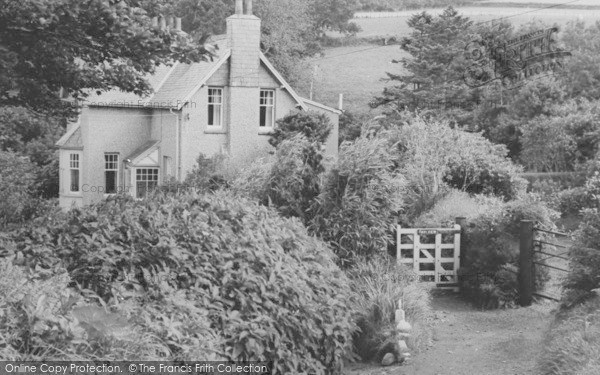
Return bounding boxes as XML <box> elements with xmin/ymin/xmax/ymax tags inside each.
<box><xmin>235</xmin><ymin>0</ymin><xmax>243</xmax><ymax>15</ymax></box>
<box><xmin>244</xmin><ymin>0</ymin><xmax>253</xmax><ymax>15</ymax></box>
<box><xmin>227</xmin><ymin>0</ymin><xmax>260</xmax><ymax>86</ymax></box>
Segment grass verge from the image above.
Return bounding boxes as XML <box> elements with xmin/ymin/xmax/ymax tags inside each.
<box><xmin>538</xmin><ymin>295</ymin><xmax>600</xmax><ymax>374</ymax></box>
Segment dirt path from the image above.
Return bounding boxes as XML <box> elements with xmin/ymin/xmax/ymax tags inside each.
<box><xmin>348</xmin><ymin>292</ymin><xmax>556</xmax><ymax>375</ymax></box>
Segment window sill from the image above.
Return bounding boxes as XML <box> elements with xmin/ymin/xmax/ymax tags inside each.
<box><xmin>258</xmin><ymin>128</ymin><xmax>275</xmax><ymax>135</ymax></box>
<box><xmin>62</xmin><ymin>192</ymin><xmax>83</xmax><ymax>198</ymax></box>
<box><xmin>205</xmin><ymin>127</ymin><xmax>226</xmax><ymax>134</ymax></box>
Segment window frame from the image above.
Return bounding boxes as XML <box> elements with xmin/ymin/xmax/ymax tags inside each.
<box><xmin>104</xmin><ymin>153</ymin><xmax>119</xmax><ymax>195</ymax></box>
<box><xmin>68</xmin><ymin>153</ymin><xmax>81</xmax><ymax>194</ymax></box>
<box><xmin>207</xmin><ymin>87</ymin><xmax>224</xmax><ymax>128</ymax></box>
<box><xmin>135</xmin><ymin>167</ymin><xmax>159</xmax><ymax>199</ymax></box>
<box><xmin>259</xmin><ymin>89</ymin><xmax>275</xmax><ymax>129</ymax></box>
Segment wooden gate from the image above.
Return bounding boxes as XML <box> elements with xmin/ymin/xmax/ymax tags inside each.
<box><xmin>397</xmin><ymin>225</ymin><xmax>461</xmax><ymax>290</ymax></box>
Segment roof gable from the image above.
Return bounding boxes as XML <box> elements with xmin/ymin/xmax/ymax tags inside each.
<box><xmin>258</xmin><ymin>53</ymin><xmax>307</xmax><ymax>111</ymax></box>
<box><xmin>126</xmin><ymin>141</ymin><xmax>160</xmax><ymax>166</ymax></box>
<box><xmin>56</xmin><ymin>123</ymin><xmax>82</xmax><ymax>149</ymax></box>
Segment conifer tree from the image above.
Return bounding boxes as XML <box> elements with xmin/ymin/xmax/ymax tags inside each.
<box><xmin>372</xmin><ymin>7</ymin><xmax>478</xmax><ymax>113</ymax></box>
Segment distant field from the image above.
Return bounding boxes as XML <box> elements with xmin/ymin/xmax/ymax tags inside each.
<box><xmin>478</xmin><ymin>0</ymin><xmax>600</xmax><ymax>5</ymax></box>
<box><xmin>351</xmin><ymin>6</ymin><xmax>600</xmax><ymax>38</ymax></box>
<box><xmin>310</xmin><ymin>45</ymin><xmax>407</xmax><ymax>114</ymax></box>
<box><xmin>316</xmin><ymin>5</ymin><xmax>600</xmax><ymax>114</ymax></box>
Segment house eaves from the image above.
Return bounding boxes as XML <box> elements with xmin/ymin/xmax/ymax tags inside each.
<box><xmin>301</xmin><ymin>97</ymin><xmax>343</xmax><ymax>115</ymax></box>
<box><xmin>259</xmin><ymin>53</ymin><xmax>307</xmax><ymax>111</ymax></box>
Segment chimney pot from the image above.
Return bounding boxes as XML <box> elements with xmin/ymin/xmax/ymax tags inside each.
<box><xmin>235</xmin><ymin>0</ymin><xmax>243</xmax><ymax>15</ymax></box>
<box><xmin>243</xmin><ymin>0</ymin><xmax>253</xmax><ymax>15</ymax></box>
<box><xmin>151</xmin><ymin>17</ymin><xmax>158</xmax><ymax>28</ymax></box>
<box><xmin>159</xmin><ymin>16</ymin><xmax>166</xmax><ymax>30</ymax></box>
<box><xmin>175</xmin><ymin>17</ymin><xmax>182</xmax><ymax>31</ymax></box>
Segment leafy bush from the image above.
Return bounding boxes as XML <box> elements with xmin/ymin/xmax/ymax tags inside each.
<box><xmin>520</xmin><ymin>115</ymin><xmax>578</xmax><ymax>172</ymax></box>
<box><xmin>230</xmin><ymin>134</ymin><xmax>326</xmax><ymax>224</ymax></box>
<box><xmin>414</xmin><ymin>190</ymin><xmax>504</xmax><ymax>228</ymax></box>
<box><xmin>311</xmin><ymin>134</ymin><xmax>405</xmax><ymax>266</ymax></box>
<box><xmin>459</xmin><ymin>195</ymin><xmax>557</xmax><ymax>308</ymax></box>
<box><xmin>347</xmin><ymin>256</ymin><xmax>433</xmax><ymax>361</ymax></box>
<box><xmin>268</xmin><ymin>110</ymin><xmax>332</xmax><ymax>148</ymax></box>
<box><xmin>0</xmin><ymin>257</ymin><xmax>220</xmax><ymax>361</ymax></box>
<box><xmin>389</xmin><ymin>115</ymin><xmax>526</xmax><ymax>223</ymax></box>
<box><xmin>0</xmin><ymin>150</ymin><xmax>57</xmax><ymax>227</ymax></box>
<box><xmin>338</xmin><ymin>111</ymin><xmax>364</xmax><ymax>145</ymax></box>
<box><xmin>557</xmin><ymin>187</ymin><xmax>591</xmax><ymax>217</ymax></box>
<box><xmin>181</xmin><ymin>153</ymin><xmax>230</xmax><ymax>191</ymax></box>
<box><xmin>265</xmin><ymin>135</ymin><xmax>326</xmax><ymax>222</ymax></box>
<box><xmin>538</xmin><ymin>295</ymin><xmax>600</xmax><ymax>375</ymax></box>
<box><xmin>4</xmin><ymin>191</ymin><xmax>355</xmax><ymax>373</ymax></box>
<box><xmin>563</xmin><ymin>172</ymin><xmax>600</xmax><ymax>306</ymax></box>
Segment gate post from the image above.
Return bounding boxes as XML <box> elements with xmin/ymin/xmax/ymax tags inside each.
<box><xmin>455</xmin><ymin>217</ymin><xmax>466</xmax><ymax>264</ymax></box>
<box><xmin>519</xmin><ymin>220</ymin><xmax>534</xmax><ymax>307</ymax></box>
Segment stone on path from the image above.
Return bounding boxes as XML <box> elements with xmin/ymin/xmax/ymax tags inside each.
<box><xmin>381</xmin><ymin>353</ymin><xmax>396</xmax><ymax>366</ymax></box>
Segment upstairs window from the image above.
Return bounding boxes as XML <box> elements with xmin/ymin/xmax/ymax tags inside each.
<box><xmin>208</xmin><ymin>87</ymin><xmax>223</xmax><ymax>127</ymax></box>
<box><xmin>104</xmin><ymin>153</ymin><xmax>118</xmax><ymax>194</ymax></box>
<box><xmin>259</xmin><ymin>89</ymin><xmax>275</xmax><ymax>128</ymax></box>
<box><xmin>69</xmin><ymin>153</ymin><xmax>80</xmax><ymax>193</ymax></box>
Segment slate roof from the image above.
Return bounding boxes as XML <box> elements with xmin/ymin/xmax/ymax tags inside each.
<box><xmin>125</xmin><ymin>140</ymin><xmax>161</xmax><ymax>164</ymax></box>
<box><xmin>56</xmin><ymin>124</ymin><xmax>83</xmax><ymax>149</ymax></box>
<box><xmin>84</xmin><ymin>36</ymin><xmax>231</xmax><ymax>110</ymax></box>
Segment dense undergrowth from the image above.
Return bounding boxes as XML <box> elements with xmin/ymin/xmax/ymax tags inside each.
<box><xmin>538</xmin><ymin>295</ymin><xmax>600</xmax><ymax>375</ymax></box>
<box><xmin>0</xmin><ymin>191</ymin><xmax>355</xmax><ymax>374</ymax></box>
<box><xmin>348</xmin><ymin>257</ymin><xmax>433</xmax><ymax>362</ymax></box>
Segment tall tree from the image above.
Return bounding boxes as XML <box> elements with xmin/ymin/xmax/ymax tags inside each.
<box><xmin>312</xmin><ymin>0</ymin><xmax>360</xmax><ymax>35</ymax></box>
<box><xmin>0</xmin><ymin>0</ymin><xmax>211</xmax><ymax>117</ymax></box>
<box><xmin>559</xmin><ymin>20</ymin><xmax>600</xmax><ymax>100</ymax></box>
<box><xmin>371</xmin><ymin>7</ymin><xmax>475</xmax><ymax>113</ymax></box>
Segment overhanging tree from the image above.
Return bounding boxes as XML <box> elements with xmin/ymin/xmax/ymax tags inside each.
<box><xmin>0</xmin><ymin>0</ymin><xmax>212</xmax><ymax>117</ymax></box>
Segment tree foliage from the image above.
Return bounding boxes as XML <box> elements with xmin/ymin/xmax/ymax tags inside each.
<box><xmin>0</xmin><ymin>0</ymin><xmax>211</xmax><ymax>116</ymax></box>
<box><xmin>372</xmin><ymin>7</ymin><xmax>475</xmax><ymax>115</ymax></box>
<box><xmin>559</xmin><ymin>20</ymin><xmax>600</xmax><ymax>101</ymax></box>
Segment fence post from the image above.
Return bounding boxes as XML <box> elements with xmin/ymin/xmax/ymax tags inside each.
<box><xmin>519</xmin><ymin>220</ymin><xmax>534</xmax><ymax>307</ymax></box>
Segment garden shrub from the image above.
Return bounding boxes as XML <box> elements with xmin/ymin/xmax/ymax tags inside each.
<box><xmin>338</xmin><ymin>111</ymin><xmax>364</xmax><ymax>145</ymax></box>
<box><xmin>0</xmin><ymin>257</ymin><xmax>220</xmax><ymax>361</ymax></box>
<box><xmin>414</xmin><ymin>190</ymin><xmax>504</xmax><ymax>228</ymax></box>
<box><xmin>389</xmin><ymin>115</ymin><xmax>526</xmax><ymax>223</ymax></box>
<box><xmin>268</xmin><ymin>110</ymin><xmax>332</xmax><ymax>148</ymax></box>
<box><xmin>265</xmin><ymin>135</ymin><xmax>326</xmax><ymax>223</ymax></box>
<box><xmin>347</xmin><ymin>256</ymin><xmax>433</xmax><ymax>362</ymax></box>
<box><xmin>444</xmin><ymin>130</ymin><xmax>527</xmax><ymax>201</ymax></box>
<box><xmin>563</xmin><ymin>173</ymin><xmax>600</xmax><ymax>306</ymax></box>
<box><xmin>181</xmin><ymin>153</ymin><xmax>231</xmax><ymax>192</ymax></box>
<box><xmin>557</xmin><ymin>187</ymin><xmax>591</xmax><ymax>217</ymax></box>
<box><xmin>459</xmin><ymin>194</ymin><xmax>557</xmax><ymax>308</ymax></box>
<box><xmin>310</xmin><ymin>134</ymin><xmax>405</xmax><ymax>266</ymax></box>
<box><xmin>4</xmin><ymin>191</ymin><xmax>355</xmax><ymax>373</ymax></box>
<box><xmin>231</xmin><ymin>134</ymin><xmax>326</xmax><ymax>225</ymax></box>
<box><xmin>0</xmin><ymin>150</ymin><xmax>51</xmax><ymax>227</ymax></box>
